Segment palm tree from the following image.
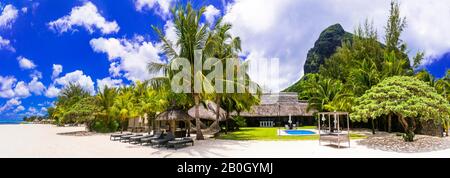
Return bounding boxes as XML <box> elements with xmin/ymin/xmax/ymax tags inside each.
<box><xmin>148</xmin><ymin>3</ymin><xmax>209</xmax><ymax>140</ymax></box>
<box><xmin>112</xmin><ymin>89</ymin><xmax>136</xmax><ymax>132</ymax></box>
<box><xmin>96</xmin><ymin>86</ymin><xmax>117</xmax><ymax>125</ymax></box>
<box><xmin>382</xmin><ymin>51</ymin><xmax>408</xmax><ymax>78</ymax></box>
<box><xmin>203</xmin><ymin>18</ymin><xmax>243</xmax><ymax>132</ymax></box>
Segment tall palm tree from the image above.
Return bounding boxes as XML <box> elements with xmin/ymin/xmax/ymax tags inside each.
<box><xmin>203</xmin><ymin>18</ymin><xmax>243</xmax><ymax>132</ymax></box>
<box><xmin>148</xmin><ymin>3</ymin><xmax>209</xmax><ymax>140</ymax></box>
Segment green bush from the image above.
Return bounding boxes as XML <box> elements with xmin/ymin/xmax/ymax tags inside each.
<box><xmin>402</xmin><ymin>131</ymin><xmax>415</xmax><ymax>142</ymax></box>
<box><xmin>89</xmin><ymin>119</ymin><xmax>120</xmax><ymax>133</ymax></box>
<box><xmin>233</xmin><ymin>116</ymin><xmax>247</xmax><ymax>128</ymax></box>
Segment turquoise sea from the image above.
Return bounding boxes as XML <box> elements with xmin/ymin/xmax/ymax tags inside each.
<box><xmin>0</xmin><ymin>119</ymin><xmax>23</xmax><ymax>125</ymax></box>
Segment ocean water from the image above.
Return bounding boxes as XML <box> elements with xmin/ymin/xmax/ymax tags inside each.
<box><xmin>0</xmin><ymin>119</ymin><xmax>23</xmax><ymax>125</ymax></box>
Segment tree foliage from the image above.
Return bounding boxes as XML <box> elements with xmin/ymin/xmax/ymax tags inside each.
<box><xmin>351</xmin><ymin>76</ymin><xmax>450</xmax><ymax>141</ymax></box>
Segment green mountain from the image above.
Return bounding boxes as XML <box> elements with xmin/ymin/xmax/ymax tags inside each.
<box><xmin>303</xmin><ymin>24</ymin><xmax>353</xmax><ymax>74</ymax></box>
<box><xmin>285</xmin><ymin>24</ymin><xmax>352</xmax><ymax>92</ymax></box>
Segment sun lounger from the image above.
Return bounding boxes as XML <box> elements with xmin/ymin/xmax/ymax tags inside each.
<box><xmin>120</xmin><ymin>134</ymin><xmax>143</xmax><ymax>143</ymax></box>
<box><xmin>110</xmin><ymin>133</ymin><xmax>132</xmax><ymax>141</ymax></box>
<box><xmin>140</xmin><ymin>132</ymin><xmax>163</xmax><ymax>145</ymax></box>
<box><xmin>151</xmin><ymin>133</ymin><xmax>175</xmax><ymax>147</ymax></box>
<box><xmin>129</xmin><ymin>134</ymin><xmax>155</xmax><ymax>144</ymax></box>
<box><xmin>167</xmin><ymin>137</ymin><xmax>194</xmax><ymax>150</ymax></box>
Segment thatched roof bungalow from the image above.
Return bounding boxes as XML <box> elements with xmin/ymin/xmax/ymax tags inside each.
<box><xmin>238</xmin><ymin>92</ymin><xmax>315</xmax><ymax>127</ymax></box>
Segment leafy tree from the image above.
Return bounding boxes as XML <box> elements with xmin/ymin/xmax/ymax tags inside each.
<box><xmin>64</xmin><ymin>96</ymin><xmax>101</xmax><ymax>129</ymax></box>
<box><xmin>52</xmin><ymin>84</ymin><xmax>90</xmax><ymax>125</ymax></box>
<box><xmin>351</xmin><ymin>76</ymin><xmax>450</xmax><ymax>142</ymax></box>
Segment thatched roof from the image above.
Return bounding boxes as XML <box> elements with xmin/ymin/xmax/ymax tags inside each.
<box><xmin>188</xmin><ymin>101</ymin><xmax>228</xmax><ymax>121</ymax></box>
<box><xmin>156</xmin><ymin>110</ymin><xmax>194</xmax><ymax>121</ymax></box>
<box><xmin>238</xmin><ymin>93</ymin><xmax>315</xmax><ymax>117</ymax></box>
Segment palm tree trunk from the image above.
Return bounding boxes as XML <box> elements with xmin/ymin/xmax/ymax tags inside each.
<box><xmin>371</xmin><ymin>118</ymin><xmax>376</xmax><ymax>134</ymax></box>
<box><xmin>225</xmin><ymin>111</ymin><xmax>229</xmax><ymax>134</ymax></box>
<box><xmin>211</xmin><ymin>96</ymin><xmax>221</xmax><ymax>132</ymax></box>
<box><xmin>446</xmin><ymin>121</ymin><xmax>449</xmax><ymax>137</ymax></box>
<box><xmin>194</xmin><ymin>94</ymin><xmax>204</xmax><ymax>140</ymax></box>
<box><xmin>388</xmin><ymin>114</ymin><xmax>392</xmax><ymax>133</ymax></box>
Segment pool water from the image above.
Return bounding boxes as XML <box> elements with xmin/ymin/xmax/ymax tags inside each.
<box><xmin>285</xmin><ymin>130</ymin><xmax>316</xmax><ymax>135</ymax></box>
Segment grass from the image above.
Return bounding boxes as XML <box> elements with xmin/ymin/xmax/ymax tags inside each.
<box><xmin>216</xmin><ymin>127</ymin><xmax>367</xmax><ymax>141</ymax></box>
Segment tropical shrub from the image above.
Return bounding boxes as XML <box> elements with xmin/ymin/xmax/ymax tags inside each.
<box><xmin>233</xmin><ymin>116</ymin><xmax>247</xmax><ymax>128</ymax></box>
<box><xmin>351</xmin><ymin>76</ymin><xmax>450</xmax><ymax>141</ymax></box>
<box><xmin>89</xmin><ymin>119</ymin><xmax>120</xmax><ymax>133</ymax></box>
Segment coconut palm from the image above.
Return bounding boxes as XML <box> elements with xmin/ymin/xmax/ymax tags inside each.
<box><xmin>96</xmin><ymin>86</ymin><xmax>117</xmax><ymax>124</ymax></box>
<box><xmin>148</xmin><ymin>3</ymin><xmax>209</xmax><ymax>140</ymax></box>
<box><xmin>112</xmin><ymin>89</ymin><xmax>136</xmax><ymax>132</ymax></box>
<box><xmin>203</xmin><ymin>18</ymin><xmax>243</xmax><ymax>132</ymax></box>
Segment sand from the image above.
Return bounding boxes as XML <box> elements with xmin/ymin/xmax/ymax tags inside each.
<box><xmin>1</xmin><ymin>124</ymin><xmax>450</xmax><ymax>158</ymax></box>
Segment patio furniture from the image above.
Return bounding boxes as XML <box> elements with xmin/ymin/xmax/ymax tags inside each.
<box><xmin>151</xmin><ymin>132</ymin><xmax>175</xmax><ymax>147</ymax></box>
<box><xmin>318</xmin><ymin>112</ymin><xmax>350</xmax><ymax>148</ymax></box>
<box><xmin>110</xmin><ymin>133</ymin><xmax>132</xmax><ymax>141</ymax></box>
<box><xmin>129</xmin><ymin>134</ymin><xmax>154</xmax><ymax>144</ymax></box>
<box><xmin>167</xmin><ymin>137</ymin><xmax>194</xmax><ymax>150</ymax></box>
<box><xmin>140</xmin><ymin>132</ymin><xmax>163</xmax><ymax>145</ymax></box>
<box><xmin>120</xmin><ymin>134</ymin><xmax>143</xmax><ymax>143</ymax></box>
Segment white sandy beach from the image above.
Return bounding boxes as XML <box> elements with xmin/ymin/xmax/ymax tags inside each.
<box><xmin>1</xmin><ymin>124</ymin><xmax>450</xmax><ymax>158</ymax></box>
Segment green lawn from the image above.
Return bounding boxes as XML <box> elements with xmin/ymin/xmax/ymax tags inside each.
<box><xmin>216</xmin><ymin>127</ymin><xmax>367</xmax><ymax>141</ymax></box>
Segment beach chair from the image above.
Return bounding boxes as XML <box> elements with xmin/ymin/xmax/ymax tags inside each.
<box><xmin>140</xmin><ymin>132</ymin><xmax>163</xmax><ymax>145</ymax></box>
<box><xmin>151</xmin><ymin>132</ymin><xmax>175</xmax><ymax>147</ymax></box>
<box><xmin>129</xmin><ymin>134</ymin><xmax>154</xmax><ymax>144</ymax></box>
<box><xmin>167</xmin><ymin>137</ymin><xmax>194</xmax><ymax>150</ymax></box>
<box><xmin>110</xmin><ymin>133</ymin><xmax>132</xmax><ymax>141</ymax></box>
<box><xmin>120</xmin><ymin>134</ymin><xmax>143</xmax><ymax>143</ymax></box>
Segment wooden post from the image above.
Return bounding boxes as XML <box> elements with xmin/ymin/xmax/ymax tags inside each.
<box><xmin>347</xmin><ymin>113</ymin><xmax>350</xmax><ymax>148</ymax></box>
<box><xmin>318</xmin><ymin>113</ymin><xmax>321</xmax><ymax>145</ymax></box>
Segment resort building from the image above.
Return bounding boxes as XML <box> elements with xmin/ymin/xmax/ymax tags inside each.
<box><xmin>239</xmin><ymin>92</ymin><xmax>315</xmax><ymax>127</ymax></box>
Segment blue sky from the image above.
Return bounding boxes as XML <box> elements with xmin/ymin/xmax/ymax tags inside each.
<box><xmin>0</xmin><ymin>0</ymin><xmax>449</xmax><ymax>120</ymax></box>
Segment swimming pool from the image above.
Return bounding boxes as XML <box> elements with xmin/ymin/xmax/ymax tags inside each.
<box><xmin>278</xmin><ymin>130</ymin><xmax>316</xmax><ymax>136</ymax></box>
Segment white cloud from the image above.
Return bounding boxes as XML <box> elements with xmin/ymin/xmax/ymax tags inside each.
<box><xmin>52</xmin><ymin>64</ymin><xmax>63</xmax><ymax>80</ymax></box>
<box><xmin>0</xmin><ymin>98</ymin><xmax>21</xmax><ymax>113</ymax></box>
<box><xmin>223</xmin><ymin>0</ymin><xmax>450</xmax><ymax>91</ymax></box>
<box><xmin>14</xmin><ymin>105</ymin><xmax>25</xmax><ymax>113</ymax></box>
<box><xmin>97</xmin><ymin>77</ymin><xmax>123</xmax><ymax>91</ymax></box>
<box><xmin>0</xmin><ymin>36</ymin><xmax>15</xmax><ymax>52</ymax></box>
<box><xmin>54</xmin><ymin>70</ymin><xmax>96</xmax><ymax>95</ymax></box>
<box><xmin>13</xmin><ymin>81</ymin><xmax>31</xmax><ymax>98</ymax></box>
<box><xmin>162</xmin><ymin>21</ymin><xmax>179</xmax><ymax>52</ymax></box>
<box><xmin>204</xmin><ymin>5</ymin><xmax>221</xmax><ymax>25</ymax></box>
<box><xmin>134</xmin><ymin>0</ymin><xmax>174</xmax><ymax>17</ymax></box>
<box><xmin>109</xmin><ymin>62</ymin><xmax>122</xmax><ymax>77</ymax></box>
<box><xmin>17</xmin><ymin>56</ymin><xmax>37</xmax><ymax>70</ymax></box>
<box><xmin>21</xmin><ymin>7</ymin><xmax>28</xmax><ymax>13</ymax></box>
<box><xmin>29</xmin><ymin>70</ymin><xmax>43</xmax><ymax>79</ymax></box>
<box><xmin>45</xmin><ymin>85</ymin><xmax>61</xmax><ymax>98</ymax></box>
<box><xmin>0</xmin><ymin>4</ymin><xmax>18</xmax><ymax>28</ymax></box>
<box><xmin>90</xmin><ymin>36</ymin><xmax>162</xmax><ymax>82</ymax></box>
<box><xmin>0</xmin><ymin>76</ymin><xmax>17</xmax><ymax>98</ymax></box>
<box><xmin>24</xmin><ymin>106</ymin><xmax>44</xmax><ymax>116</ymax></box>
<box><xmin>28</xmin><ymin>77</ymin><xmax>45</xmax><ymax>95</ymax></box>
<box><xmin>48</xmin><ymin>2</ymin><xmax>119</xmax><ymax>34</ymax></box>
<box><xmin>1</xmin><ymin>75</ymin><xmax>45</xmax><ymax>98</ymax></box>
